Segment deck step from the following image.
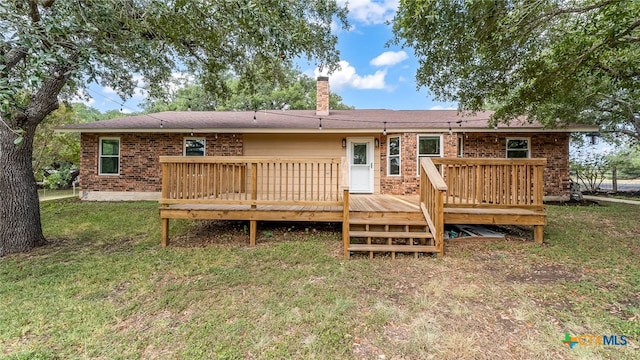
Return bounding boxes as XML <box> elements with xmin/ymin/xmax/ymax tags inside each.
<box><xmin>348</xmin><ymin>218</ymin><xmax>427</xmax><ymax>226</ymax></box>
<box><xmin>349</xmin><ymin>230</ymin><xmax>433</xmax><ymax>239</ymax></box>
<box><xmin>349</xmin><ymin>213</ymin><xmax>426</xmax><ymax>223</ymax></box>
<box><xmin>349</xmin><ymin>244</ymin><xmax>438</xmax><ymax>253</ymax></box>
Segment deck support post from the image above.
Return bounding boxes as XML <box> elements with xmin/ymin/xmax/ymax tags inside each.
<box><xmin>249</xmin><ymin>220</ymin><xmax>257</xmax><ymax>246</ymax></box>
<box><xmin>534</xmin><ymin>225</ymin><xmax>544</xmax><ymax>244</ymax></box>
<box><xmin>342</xmin><ymin>189</ymin><xmax>350</xmax><ymax>259</ymax></box>
<box><xmin>161</xmin><ymin>217</ymin><xmax>169</xmax><ymax>247</ymax></box>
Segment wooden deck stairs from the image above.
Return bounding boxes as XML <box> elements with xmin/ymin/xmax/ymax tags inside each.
<box><xmin>344</xmin><ymin>194</ymin><xmax>439</xmax><ymax>258</ymax></box>
<box><xmin>347</xmin><ymin>211</ymin><xmax>436</xmax><ymax>258</ymax></box>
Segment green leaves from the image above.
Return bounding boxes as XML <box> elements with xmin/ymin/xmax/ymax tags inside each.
<box><xmin>13</xmin><ymin>128</ymin><xmax>25</xmax><ymax>146</ymax></box>
<box><xmin>1</xmin><ymin>0</ymin><xmax>349</xmax><ymax>174</ymax></box>
<box><xmin>143</xmin><ymin>69</ymin><xmax>354</xmax><ymax>112</ymax></box>
<box><xmin>393</xmin><ymin>0</ymin><xmax>640</xmax><ymax>142</ymax></box>
<box><xmin>1</xmin><ymin>0</ymin><xmax>347</xmax><ymax>117</ymax></box>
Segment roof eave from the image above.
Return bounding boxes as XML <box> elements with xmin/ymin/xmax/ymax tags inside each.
<box><xmin>55</xmin><ymin>126</ymin><xmax>599</xmax><ymax>134</ymax></box>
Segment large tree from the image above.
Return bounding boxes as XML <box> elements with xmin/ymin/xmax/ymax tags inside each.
<box><xmin>143</xmin><ymin>70</ymin><xmax>354</xmax><ymax>112</ymax></box>
<box><xmin>0</xmin><ymin>0</ymin><xmax>347</xmax><ymax>256</ymax></box>
<box><xmin>393</xmin><ymin>0</ymin><xmax>640</xmax><ymax>142</ymax></box>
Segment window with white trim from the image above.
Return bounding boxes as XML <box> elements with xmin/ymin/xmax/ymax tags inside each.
<box><xmin>457</xmin><ymin>136</ymin><xmax>464</xmax><ymax>158</ymax></box>
<box><xmin>417</xmin><ymin>135</ymin><xmax>442</xmax><ymax>174</ymax></box>
<box><xmin>184</xmin><ymin>137</ymin><xmax>206</xmax><ymax>156</ymax></box>
<box><xmin>388</xmin><ymin>136</ymin><xmax>401</xmax><ymax>176</ymax></box>
<box><xmin>99</xmin><ymin>138</ymin><xmax>120</xmax><ymax>175</ymax></box>
<box><xmin>506</xmin><ymin>138</ymin><xmax>530</xmax><ymax>158</ymax></box>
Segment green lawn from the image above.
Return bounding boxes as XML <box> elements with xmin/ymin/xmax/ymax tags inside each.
<box><xmin>1</xmin><ymin>199</ymin><xmax>638</xmax><ymax>359</ymax></box>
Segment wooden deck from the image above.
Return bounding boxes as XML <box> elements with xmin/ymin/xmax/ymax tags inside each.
<box><xmin>159</xmin><ymin>156</ymin><xmax>547</xmax><ymax>258</ymax></box>
<box><xmin>350</xmin><ymin>194</ymin><xmax>420</xmax><ymax>212</ymax></box>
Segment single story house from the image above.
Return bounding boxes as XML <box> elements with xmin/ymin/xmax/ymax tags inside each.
<box><xmin>58</xmin><ymin>77</ymin><xmax>596</xmax><ymax>202</ymax></box>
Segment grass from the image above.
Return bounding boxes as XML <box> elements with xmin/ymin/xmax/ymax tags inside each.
<box><xmin>1</xmin><ymin>199</ymin><xmax>639</xmax><ymax>359</ymax></box>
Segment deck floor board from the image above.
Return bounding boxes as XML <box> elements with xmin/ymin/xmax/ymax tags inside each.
<box><xmin>164</xmin><ymin>194</ymin><xmax>421</xmax><ymax>213</ymax></box>
<box><xmin>163</xmin><ymin>194</ymin><xmax>544</xmax><ymax>221</ymax></box>
<box><xmin>349</xmin><ymin>194</ymin><xmax>420</xmax><ymax>213</ymax></box>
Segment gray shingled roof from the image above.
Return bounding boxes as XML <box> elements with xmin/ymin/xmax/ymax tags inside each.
<box><xmin>57</xmin><ymin>109</ymin><xmax>596</xmax><ymax>133</ymax></box>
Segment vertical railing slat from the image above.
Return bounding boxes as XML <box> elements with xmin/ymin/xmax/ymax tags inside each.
<box><xmin>251</xmin><ymin>163</ymin><xmax>257</xmax><ymax>208</ymax></box>
<box><xmin>159</xmin><ymin>157</ymin><xmax>352</xmax><ymax>207</ymax></box>
<box><xmin>431</xmin><ymin>158</ymin><xmax>546</xmax><ymax>208</ymax></box>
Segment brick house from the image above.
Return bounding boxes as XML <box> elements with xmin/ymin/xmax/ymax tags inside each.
<box><xmin>59</xmin><ymin>77</ymin><xmax>596</xmax><ymax>201</ymax></box>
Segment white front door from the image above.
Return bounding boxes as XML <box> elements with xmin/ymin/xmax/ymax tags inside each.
<box><xmin>347</xmin><ymin>138</ymin><xmax>374</xmax><ymax>193</ymax></box>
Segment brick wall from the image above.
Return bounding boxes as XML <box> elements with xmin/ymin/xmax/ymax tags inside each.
<box><xmin>379</xmin><ymin>132</ymin><xmax>570</xmax><ymax>198</ymax></box>
<box><xmin>80</xmin><ymin>133</ymin><xmax>243</xmax><ymax>192</ymax></box>
<box><xmin>380</xmin><ymin>133</ymin><xmax>458</xmax><ymax>195</ymax></box>
<box><xmin>80</xmin><ymin>131</ymin><xmax>570</xmax><ymax>198</ymax></box>
<box><xmin>461</xmin><ymin>132</ymin><xmax>569</xmax><ymax>197</ymax></box>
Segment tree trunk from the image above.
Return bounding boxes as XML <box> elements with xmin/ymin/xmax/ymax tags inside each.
<box><xmin>0</xmin><ymin>125</ymin><xmax>47</xmax><ymax>256</ymax></box>
<box><xmin>612</xmin><ymin>166</ymin><xmax>617</xmax><ymax>193</ymax></box>
<box><xmin>0</xmin><ymin>45</ymin><xmax>75</xmax><ymax>256</ymax></box>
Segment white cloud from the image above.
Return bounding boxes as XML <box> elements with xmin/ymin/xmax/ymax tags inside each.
<box><xmin>429</xmin><ymin>105</ymin><xmax>457</xmax><ymax>110</ymax></box>
<box><xmin>370</xmin><ymin>51</ymin><xmax>408</xmax><ymax>67</ymax></box>
<box><xmin>338</xmin><ymin>0</ymin><xmax>398</xmax><ymax>25</ymax></box>
<box><xmin>102</xmin><ymin>85</ymin><xmax>117</xmax><ymax>95</ymax></box>
<box><xmin>315</xmin><ymin>60</ymin><xmax>387</xmax><ymax>90</ymax></box>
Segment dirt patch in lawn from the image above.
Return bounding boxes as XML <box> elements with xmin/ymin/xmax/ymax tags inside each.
<box><xmin>545</xmin><ymin>199</ymin><xmax>600</xmax><ymax>206</ymax></box>
<box><xmin>504</xmin><ymin>263</ymin><xmax>581</xmax><ymax>284</ymax></box>
<box><xmin>171</xmin><ymin>220</ymin><xmax>342</xmax><ymax>248</ymax></box>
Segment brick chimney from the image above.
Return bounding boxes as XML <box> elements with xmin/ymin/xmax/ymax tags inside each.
<box><xmin>316</xmin><ymin>76</ymin><xmax>329</xmax><ymax>116</ymax></box>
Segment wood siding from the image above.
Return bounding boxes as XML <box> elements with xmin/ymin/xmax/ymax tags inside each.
<box><xmin>244</xmin><ymin>133</ymin><xmax>381</xmax><ymax>194</ymax></box>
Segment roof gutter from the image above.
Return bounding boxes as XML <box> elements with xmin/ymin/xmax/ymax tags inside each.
<box><xmin>55</xmin><ymin>126</ymin><xmax>600</xmax><ymax>134</ymax></box>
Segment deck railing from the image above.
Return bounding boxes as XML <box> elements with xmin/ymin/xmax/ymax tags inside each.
<box><xmin>419</xmin><ymin>158</ymin><xmax>448</xmax><ymax>256</ymax></box>
<box><xmin>431</xmin><ymin>158</ymin><xmax>546</xmax><ymax>209</ymax></box>
<box><xmin>160</xmin><ymin>156</ymin><xmax>347</xmax><ymax>207</ymax></box>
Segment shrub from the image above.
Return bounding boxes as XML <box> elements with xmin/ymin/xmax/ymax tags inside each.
<box><xmin>45</xmin><ymin>163</ymin><xmax>77</xmax><ymax>190</ymax></box>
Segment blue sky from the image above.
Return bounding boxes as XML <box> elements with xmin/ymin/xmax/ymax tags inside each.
<box><xmin>86</xmin><ymin>1</ymin><xmax>456</xmax><ymax>114</ymax></box>
<box><xmin>308</xmin><ymin>0</ymin><xmax>456</xmax><ymax>111</ymax></box>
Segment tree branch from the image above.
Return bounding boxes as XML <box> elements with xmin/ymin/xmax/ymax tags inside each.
<box><xmin>526</xmin><ymin>0</ymin><xmax>619</xmax><ymax>26</ymax></box>
<box><xmin>608</xmin><ymin>18</ymin><xmax>640</xmax><ymax>46</ymax></box>
<box><xmin>25</xmin><ymin>54</ymin><xmax>79</xmax><ymax>125</ymax></box>
<box><xmin>547</xmin><ymin>0</ymin><xmax>619</xmax><ymax>17</ymax></box>
<box><xmin>518</xmin><ymin>0</ymin><xmax>624</xmax><ymax>45</ymax></box>
<box><xmin>619</xmin><ymin>36</ymin><xmax>640</xmax><ymax>43</ymax></box>
<box><xmin>3</xmin><ymin>46</ymin><xmax>28</xmax><ymax>71</ymax></box>
<box><xmin>28</xmin><ymin>0</ymin><xmax>41</xmax><ymax>23</ymax></box>
<box><xmin>592</xmin><ymin>100</ymin><xmax>638</xmax><ymax>124</ymax></box>
<box><xmin>563</xmin><ymin>18</ymin><xmax>640</xmax><ymax>75</ymax></box>
<box><xmin>594</xmin><ymin>62</ymin><xmax>640</xmax><ymax>79</ymax></box>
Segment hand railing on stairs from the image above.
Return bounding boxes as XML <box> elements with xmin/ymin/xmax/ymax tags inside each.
<box><xmin>419</xmin><ymin>158</ymin><xmax>448</xmax><ymax>256</ymax></box>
